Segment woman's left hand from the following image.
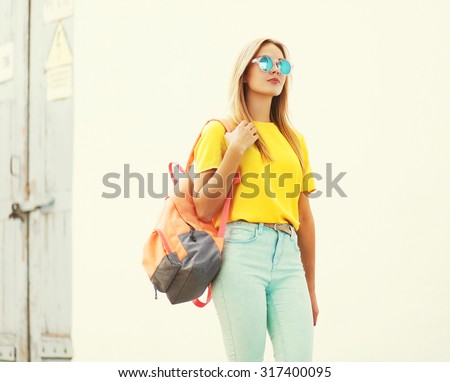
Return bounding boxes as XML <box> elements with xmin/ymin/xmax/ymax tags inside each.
<box><xmin>309</xmin><ymin>290</ymin><xmax>319</xmax><ymax>326</ymax></box>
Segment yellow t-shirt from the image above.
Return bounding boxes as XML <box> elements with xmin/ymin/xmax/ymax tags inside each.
<box><xmin>193</xmin><ymin>120</ymin><xmax>316</xmax><ymax>231</ymax></box>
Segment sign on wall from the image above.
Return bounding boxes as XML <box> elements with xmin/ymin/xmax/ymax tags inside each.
<box><xmin>45</xmin><ymin>22</ymin><xmax>73</xmax><ymax>101</ymax></box>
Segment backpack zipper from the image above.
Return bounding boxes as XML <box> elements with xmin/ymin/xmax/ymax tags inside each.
<box><xmin>186</xmin><ymin>221</ymin><xmax>197</xmax><ymax>242</ymax></box>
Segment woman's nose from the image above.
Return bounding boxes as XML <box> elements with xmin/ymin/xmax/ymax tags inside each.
<box><xmin>270</xmin><ymin>61</ymin><xmax>280</xmax><ymax>74</ymax></box>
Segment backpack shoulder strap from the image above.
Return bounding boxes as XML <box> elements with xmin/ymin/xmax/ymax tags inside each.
<box><xmin>185</xmin><ymin>117</ymin><xmax>237</xmax><ymax>171</ymax></box>
<box><xmin>215</xmin><ymin>116</ymin><xmax>238</xmax><ymax>133</ymax></box>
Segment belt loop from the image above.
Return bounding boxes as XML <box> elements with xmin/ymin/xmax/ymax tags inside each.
<box><xmin>258</xmin><ymin>222</ymin><xmax>264</xmax><ymax>235</ymax></box>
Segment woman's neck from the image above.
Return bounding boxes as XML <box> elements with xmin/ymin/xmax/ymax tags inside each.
<box><xmin>245</xmin><ymin>89</ymin><xmax>272</xmax><ymax>122</ymax></box>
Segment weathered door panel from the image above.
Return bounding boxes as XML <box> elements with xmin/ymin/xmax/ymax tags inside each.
<box><xmin>28</xmin><ymin>0</ymin><xmax>74</xmax><ymax>361</ymax></box>
<box><xmin>0</xmin><ymin>0</ymin><xmax>30</xmax><ymax>362</ymax></box>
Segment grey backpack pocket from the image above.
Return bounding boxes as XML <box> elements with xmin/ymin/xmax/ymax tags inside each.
<box><xmin>166</xmin><ymin>230</ymin><xmax>222</xmax><ymax>304</ymax></box>
<box><xmin>150</xmin><ymin>252</ymin><xmax>181</xmax><ymax>293</ymax></box>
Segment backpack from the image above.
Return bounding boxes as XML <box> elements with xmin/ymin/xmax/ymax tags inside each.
<box><xmin>142</xmin><ymin>118</ymin><xmax>240</xmax><ymax>307</ymax></box>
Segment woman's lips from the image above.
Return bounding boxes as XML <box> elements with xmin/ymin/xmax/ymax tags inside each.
<box><xmin>268</xmin><ymin>79</ymin><xmax>280</xmax><ymax>84</ymax></box>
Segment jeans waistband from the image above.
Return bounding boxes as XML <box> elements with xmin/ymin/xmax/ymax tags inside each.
<box><xmin>227</xmin><ymin>220</ymin><xmax>294</xmax><ymax>237</ymax></box>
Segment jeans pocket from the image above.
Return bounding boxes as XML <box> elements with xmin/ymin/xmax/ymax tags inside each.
<box><xmin>291</xmin><ymin>232</ymin><xmax>301</xmax><ymax>253</ymax></box>
<box><xmin>225</xmin><ymin>226</ymin><xmax>257</xmax><ymax>243</ymax></box>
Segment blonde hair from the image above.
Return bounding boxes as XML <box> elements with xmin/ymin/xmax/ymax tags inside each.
<box><xmin>227</xmin><ymin>37</ymin><xmax>306</xmax><ymax>172</ymax></box>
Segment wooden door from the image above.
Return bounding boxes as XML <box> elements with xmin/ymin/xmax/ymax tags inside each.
<box><xmin>0</xmin><ymin>0</ymin><xmax>74</xmax><ymax>361</ymax></box>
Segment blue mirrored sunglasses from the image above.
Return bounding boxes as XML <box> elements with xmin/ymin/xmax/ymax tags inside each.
<box><xmin>251</xmin><ymin>55</ymin><xmax>293</xmax><ymax>75</ymax></box>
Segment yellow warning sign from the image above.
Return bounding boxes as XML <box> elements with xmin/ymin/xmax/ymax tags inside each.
<box><xmin>45</xmin><ymin>23</ymin><xmax>72</xmax><ymax>70</ymax></box>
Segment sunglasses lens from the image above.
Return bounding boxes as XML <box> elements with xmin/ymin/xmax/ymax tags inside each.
<box><xmin>279</xmin><ymin>59</ymin><xmax>292</xmax><ymax>75</ymax></box>
<box><xmin>258</xmin><ymin>56</ymin><xmax>273</xmax><ymax>72</ymax></box>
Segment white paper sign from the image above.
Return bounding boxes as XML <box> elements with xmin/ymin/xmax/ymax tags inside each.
<box><xmin>43</xmin><ymin>0</ymin><xmax>73</xmax><ymax>24</ymax></box>
<box><xmin>0</xmin><ymin>42</ymin><xmax>14</xmax><ymax>83</ymax></box>
<box><xmin>46</xmin><ymin>65</ymin><xmax>72</xmax><ymax>101</ymax></box>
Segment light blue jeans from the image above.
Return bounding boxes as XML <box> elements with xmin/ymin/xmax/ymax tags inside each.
<box><xmin>211</xmin><ymin>220</ymin><xmax>314</xmax><ymax>362</ymax></box>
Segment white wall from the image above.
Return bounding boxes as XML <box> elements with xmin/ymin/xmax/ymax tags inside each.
<box><xmin>72</xmin><ymin>0</ymin><xmax>450</xmax><ymax>361</ymax></box>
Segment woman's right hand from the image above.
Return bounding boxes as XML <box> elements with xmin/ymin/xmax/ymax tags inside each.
<box><xmin>225</xmin><ymin>120</ymin><xmax>259</xmax><ymax>155</ymax></box>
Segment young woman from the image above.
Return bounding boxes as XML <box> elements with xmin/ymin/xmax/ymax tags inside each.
<box><xmin>192</xmin><ymin>37</ymin><xmax>319</xmax><ymax>362</ymax></box>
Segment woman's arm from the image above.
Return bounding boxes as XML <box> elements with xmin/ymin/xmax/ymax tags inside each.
<box><xmin>297</xmin><ymin>191</ymin><xmax>319</xmax><ymax>325</ymax></box>
<box><xmin>193</xmin><ymin>120</ymin><xmax>258</xmax><ymax>222</ymax></box>
<box><xmin>193</xmin><ymin>144</ymin><xmax>244</xmax><ymax>222</ymax></box>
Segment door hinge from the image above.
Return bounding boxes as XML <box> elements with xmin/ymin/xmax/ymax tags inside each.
<box><xmin>38</xmin><ymin>337</ymin><xmax>73</xmax><ymax>360</ymax></box>
<box><xmin>0</xmin><ymin>345</ymin><xmax>16</xmax><ymax>361</ymax></box>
